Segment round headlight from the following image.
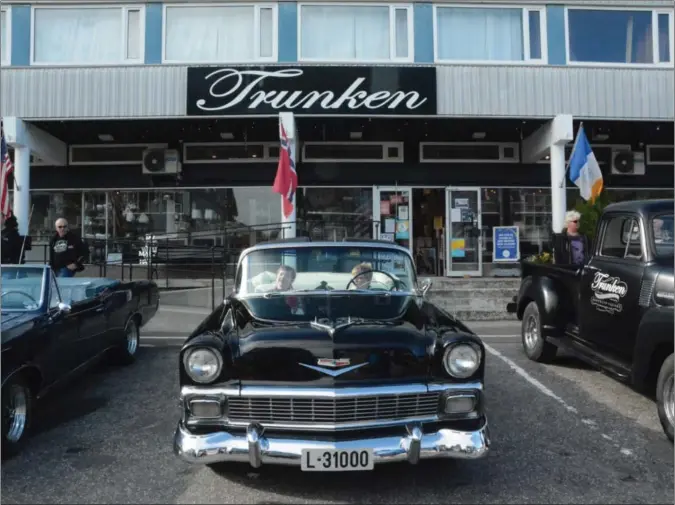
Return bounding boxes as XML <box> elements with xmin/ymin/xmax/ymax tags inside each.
<box><xmin>183</xmin><ymin>347</ymin><xmax>223</xmax><ymax>384</ymax></box>
<box><xmin>443</xmin><ymin>343</ymin><xmax>481</xmax><ymax>379</ymax></box>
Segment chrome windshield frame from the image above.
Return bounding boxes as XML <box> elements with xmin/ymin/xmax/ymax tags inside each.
<box><xmin>234</xmin><ymin>241</ymin><xmax>418</xmax><ymax>298</ymax></box>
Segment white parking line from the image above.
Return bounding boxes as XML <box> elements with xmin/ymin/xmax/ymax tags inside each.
<box><xmin>483</xmin><ymin>343</ymin><xmax>579</xmax><ymax>414</ymax></box>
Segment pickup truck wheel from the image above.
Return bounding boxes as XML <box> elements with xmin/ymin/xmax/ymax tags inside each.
<box><xmin>521</xmin><ymin>302</ymin><xmax>557</xmax><ymax>363</ymax></box>
<box><xmin>656</xmin><ymin>354</ymin><xmax>674</xmax><ymax>443</ymax></box>
<box><xmin>2</xmin><ymin>376</ymin><xmax>33</xmax><ymax>458</ymax></box>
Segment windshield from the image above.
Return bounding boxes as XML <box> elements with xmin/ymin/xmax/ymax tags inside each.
<box><xmin>652</xmin><ymin>214</ymin><xmax>674</xmax><ymax>257</ymax></box>
<box><xmin>1</xmin><ymin>266</ymin><xmax>47</xmax><ymax>311</ymax></box>
<box><xmin>238</xmin><ymin>245</ymin><xmax>417</xmax><ymax>296</ymax></box>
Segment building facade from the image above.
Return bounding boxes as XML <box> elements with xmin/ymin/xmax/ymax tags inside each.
<box><xmin>1</xmin><ymin>0</ymin><xmax>674</xmax><ymax>276</ymax></box>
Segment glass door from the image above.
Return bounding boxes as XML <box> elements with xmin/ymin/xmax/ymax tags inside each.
<box><xmin>372</xmin><ymin>186</ymin><xmax>413</xmax><ymax>254</ymax></box>
<box><xmin>445</xmin><ymin>187</ymin><xmax>482</xmax><ymax>276</ymax></box>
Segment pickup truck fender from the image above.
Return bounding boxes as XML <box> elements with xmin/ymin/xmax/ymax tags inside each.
<box><xmin>631</xmin><ymin>306</ymin><xmax>674</xmax><ymax>393</ymax></box>
<box><xmin>517</xmin><ymin>275</ymin><xmax>564</xmax><ymax>337</ymax></box>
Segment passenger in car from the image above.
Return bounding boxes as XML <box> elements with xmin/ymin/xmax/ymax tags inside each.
<box><xmin>350</xmin><ymin>262</ymin><xmax>374</xmax><ymax>289</ymax></box>
<box><xmin>274</xmin><ymin>265</ymin><xmax>296</xmax><ymax>291</ymax></box>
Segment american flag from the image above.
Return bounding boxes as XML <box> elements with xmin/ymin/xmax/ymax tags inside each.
<box><xmin>1</xmin><ymin>120</ymin><xmax>15</xmax><ymax>218</ymax></box>
<box><xmin>272</xmin><ymin>124</ymin><xmax>298</xmax><ymax>218</ymax></box>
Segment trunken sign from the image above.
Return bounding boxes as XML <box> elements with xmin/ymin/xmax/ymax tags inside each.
<box><xmin>186</xmin><ymin>66</ymin><xmax>437</xmax><ymax>116</ymax></box>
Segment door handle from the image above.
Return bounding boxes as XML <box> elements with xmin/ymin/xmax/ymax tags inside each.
<box><xmin>584</xmin><ymin>265</ymin><xmax>600</xmax><ymax>272</ymax></box>
<box><xmin>95</xmin><ymin>306</ymin><xmax>105</xmax><ymax>313</ymax></box>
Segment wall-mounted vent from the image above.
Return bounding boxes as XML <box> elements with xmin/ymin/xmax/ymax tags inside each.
<box><xmin>7</xmin><ymin>148</ymin><xmax>49</xmax><ymax>167</ymax></box>
<box><xmin>646</xmin><ymin>145</ymin><xmax>674</xmax><ymax>165</ymax></box>
<box><xmin>69</xmin><ymin>144</ymin><xmax>168</xmax><ymax>166</ymax></box>
<box><xmin>536</xmin><ymin>144</ymin><xmax>631</xmax><ymax>166</ymax></box>
<box><xmin>302</xmin><ymin>142</ymin><xmax>403</xmax><ymax>163</ymax></box>
<box><xmin>420</xmin><ymin>142</ymin><xmax>519</xmax><ymax>163</ymax></box>
<box><xmin>183</xmin><ymin>143</ymin><xmax>280</xmax><ymax>163</ymax></box>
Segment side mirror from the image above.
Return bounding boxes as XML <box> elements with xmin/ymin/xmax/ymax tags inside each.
<box><xmin>419</xmin><ymin>278</ymin><xmax>432</xmax><ymax>297</ymax></box>
<box><xmin>58</xmin><ymin>302</ymin><xmax>72</xmax><ymax>314</ymax></box>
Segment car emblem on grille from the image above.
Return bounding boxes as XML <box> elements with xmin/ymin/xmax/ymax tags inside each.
<box><xmin>298</xmin><ymin>360</ymin><xmax>368</xmax><ymax>377</ymax></box>
<box><xmin>317</xmin><ymin>358</ymin><xmax>350</xmax><ymax>368</ymax></box>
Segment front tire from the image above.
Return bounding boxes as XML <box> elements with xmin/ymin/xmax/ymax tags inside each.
<box><xmin>521</xmin><ymin>301</ymin><xmax>557</xmax><ymax>363</ymax></box>
<box><xmin>656</xmin><ymin>354</ymin><xmax>674</xmax><ymax>443</ymax></box>
<box><xmin>2</xmin><ymin>376</ymin><xmax>33</xmax><ymax>458</ymax></box>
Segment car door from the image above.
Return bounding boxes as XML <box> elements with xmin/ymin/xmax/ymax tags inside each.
<box><xmin>579</xmin><ymin>213</ymin><xmax>645</xmax><ymax>360</ymax></box>
<box><xmin>59</xmin><ymin>283</ymin><xmax>108</xmax><ymax>363</ymax></box>
<box><xmin>39</xmin><ymin>273</ymin><xmax>82</xmax><ymax>382</ymax></box>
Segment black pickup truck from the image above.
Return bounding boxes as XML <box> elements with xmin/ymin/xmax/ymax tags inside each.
<box><xmin>508</xmin><ymin>199</ymin><xmax>674</xmax><ymax>441</ymax></box>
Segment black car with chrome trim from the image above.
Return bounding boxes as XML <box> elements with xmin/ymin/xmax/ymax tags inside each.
<box><xmin>173</xmin><ymin>239</ymin><xmax>489</xmax><ymax>471</ymax></box>
<box><xmin>2</xmin><ymin>264</ymin><xmax>159</xmax><ymax>456</ymax></box>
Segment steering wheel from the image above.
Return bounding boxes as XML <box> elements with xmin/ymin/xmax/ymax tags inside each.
<box><xmin>345</xmin><ymin>269</ymin><xmax>398</xmax><ymax>291</ymax></box>
<box><xmin>1</xmin><ymin>291</ymin><xmax>39</xmax><ymax>306</ymax></box>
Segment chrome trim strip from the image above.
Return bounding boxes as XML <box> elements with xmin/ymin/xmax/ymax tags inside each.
<box><xmin>181</xmin><ymin>382</ymin><xmax>482</xmax><ymax>399</ymax></box>
<box><xmin>222</xmin><ymin>415</ymin><xmax>441</xmax><ymax>432</ymax></box>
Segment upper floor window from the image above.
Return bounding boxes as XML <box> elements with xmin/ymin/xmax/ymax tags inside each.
<box><xmin>299</xmin><ymin>4</ymin><xmax>413</xmax><ymax>62</ymax></box>
<box><xmin>566</xmin><ymin>8</ymin><xmax>674</xmax><ymax>66</ymax></box>
<box><xmin>32</xmin><ymin>5</ymin><xmax>144</xmax><ymax>65</ymax></box>
<box><xmin>434</xmin><ymin>5</ymin><xmax>547</xmax><ymax>63</ymax></box>
<box><xmin>163</xmin><ymin>4</ymin><xmax>277</xmax><ymax>63</ymax></box>
<box><xmin>1</xmin><ymin>7</ymin><xmax>10</xmax><ymax>65</ymax></box>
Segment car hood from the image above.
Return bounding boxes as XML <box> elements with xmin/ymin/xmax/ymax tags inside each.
<box><xmin>231</xmin><ymin>294</ymin><xmax>436</xmax><ymax>386</ymax></box>
<box><xmin>1</xmin><ymin>312</ymin><xmax>40</xmax><ymax>346</ymax></box>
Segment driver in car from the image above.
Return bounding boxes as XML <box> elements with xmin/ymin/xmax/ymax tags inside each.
<box><xmin>350</xmin><ymin>262</ymin><xmax>374</xmax><ymax>290</ymax></box>
<box><xmin>274</xmin><ymin>265</ymin><xmax>296</xmax><ymax>291</ymax></box>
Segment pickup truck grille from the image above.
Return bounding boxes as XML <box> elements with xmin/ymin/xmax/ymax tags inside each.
<box><xmin>227</xmin><ymin>392</ymin><xmax>441</xmax><ymax>425</ymax></box>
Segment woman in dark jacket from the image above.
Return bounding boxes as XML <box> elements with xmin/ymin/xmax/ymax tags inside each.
<box><xmin>552</xmin><ymin>210</ymin><xmax>589</xmax><ymax>266</ymax></box>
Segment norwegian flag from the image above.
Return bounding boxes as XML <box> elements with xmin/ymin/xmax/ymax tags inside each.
<box><xmin>1</xmin><ymin>120</ymin><xmax>15</xmax><ymax>219</ymax></box>
<box><xmin>272</xmin><ymin>124</ymin><xmax>298</xmax><ymax>218</ymax></box>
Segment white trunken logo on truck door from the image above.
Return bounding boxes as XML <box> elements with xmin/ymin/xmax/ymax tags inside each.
<box><xmin>590</xmin><ymin>272</ymin><xmax>628</xmax><ymax>315</ymax></box>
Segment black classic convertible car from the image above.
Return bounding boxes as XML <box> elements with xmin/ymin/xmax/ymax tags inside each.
<box><xmin>2</xmin><ymin>264</ymin><xmax>159</xmax><ymax>455</ymax></box>
<box><xmin>174</xmin><ymin>239</ymin><xmax>489</xmax><ymax>471</ymax></box>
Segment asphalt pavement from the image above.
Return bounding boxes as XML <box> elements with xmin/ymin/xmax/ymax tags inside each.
<box><xmin>1</xmin><ymin>306</ymin><xmax>673</xmax><ymax>504</ymax></box>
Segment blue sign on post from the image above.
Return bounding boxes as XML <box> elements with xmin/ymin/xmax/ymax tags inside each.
<box><xmin>493</xmin><ymin>226</ymin><xmax>520</xmax><ymax>262</ymax></box>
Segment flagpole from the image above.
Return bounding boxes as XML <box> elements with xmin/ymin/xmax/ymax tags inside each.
<box><xmin>558</xmin><ymin>121</ymin><xmax>584</xmax><ymax>189</ymax></box>
<box><xmin>19</xmin><ymin>204</ymin><xmax>34</xmax><ymax>264</ymax></box>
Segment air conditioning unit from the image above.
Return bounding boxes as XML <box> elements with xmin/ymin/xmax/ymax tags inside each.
<box><xmin>142</xmin><ymin>148</ymin><xmax>182</xmax><ymax>175</ymax></box>
<box><xmin>611</xmin><ymin>149</ymin><xmax>645</xmax><ymax>176</ymax></box>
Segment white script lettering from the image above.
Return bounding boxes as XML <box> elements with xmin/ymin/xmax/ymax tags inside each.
<box><xmin>194</xmin><ymin>68</ymin><xmax>428</xmax><ymax>112</ymax></box>
<box><xmin>591</xmin><ymin>272</ymin><xmax>628</xmax><ymax>297</ymax></box>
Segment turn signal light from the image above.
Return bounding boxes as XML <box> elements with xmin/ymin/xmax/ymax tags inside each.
<box><xmin>443</xmin><ymin>394</ymin><xmax>476</xmax><ymax>414</ymax></box>
<box><xmin>189</xmin><ymin>399</ymin><xmax>223</xmax><ymax>419</ymax></box>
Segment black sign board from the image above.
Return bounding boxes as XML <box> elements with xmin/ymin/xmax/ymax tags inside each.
<box><xmin>186</xmin><ymin>66</ymin><xmax>437</xmax><ymax>116</ymax></box>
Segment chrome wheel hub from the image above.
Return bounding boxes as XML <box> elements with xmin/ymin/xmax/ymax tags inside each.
<box><xmin>664</xmin><ymin>374</ymin><xmax>675</xmax><ymax>428</ymax></box>
<box><xmin>3</xmin><ymin>385</ymin><xmax>28</xmax><ymax>443</ymax></box>
<box><xmin>126</xmin><ymin>321</ymin><xmax>139</xmax><ymax>355</ymax></box>
<box><xmin>523</xmin><ymin>315</ymin><xmax>539</xmax><ymax>350</ymax></box>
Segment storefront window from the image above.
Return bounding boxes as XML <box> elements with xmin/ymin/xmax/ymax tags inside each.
<box><xmin>301</xmin><ymin>187</ymin><xmax>373</xmax><ymax>241</ymax></box>
<box><xmin>29</xmin><ymin>191</ymin><xmax>83</xmax><ymax>243</ymax></box>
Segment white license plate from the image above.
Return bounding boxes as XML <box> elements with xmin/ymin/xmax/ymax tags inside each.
<box><xmin>301</xmin><ymin>449</ymin><xmax>374</xmax><ymax>471</ymax></box>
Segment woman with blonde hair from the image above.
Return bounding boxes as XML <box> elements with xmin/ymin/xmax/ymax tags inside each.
<box><xmin>349</xmin><ymin>262</ymin><xmax>373</xmax><ymax>289</ymax></box>
<box><xmin>552</xmin><ymin>210</ymin><xmax>589</xmax><ymax>266</ymax></box>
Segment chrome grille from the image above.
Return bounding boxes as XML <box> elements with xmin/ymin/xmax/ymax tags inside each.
<box><xmin>227</xmin><ymin>392</ymin><xmax>441</xmax><ymax>425</ymax></box>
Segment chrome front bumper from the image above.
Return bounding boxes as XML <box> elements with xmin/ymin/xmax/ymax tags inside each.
<box><xmin>173</xmin><ymin>421</ymin><xmax>490</xmax><ymax>467</ymax></box>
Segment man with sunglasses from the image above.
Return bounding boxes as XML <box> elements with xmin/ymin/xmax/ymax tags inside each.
<box><xmin>552</xmin><ymin>210</ymin><xmax>589</xmax><ymax>266</ymax></box>
<box><xmin>49</xmin><ymin>218</ymin><xmax>88</xmax><ymax>277</ymax></box>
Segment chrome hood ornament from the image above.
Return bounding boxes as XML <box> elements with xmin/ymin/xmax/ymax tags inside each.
<box><xmin>299</xmin><ymin>360</ymin><xmax>368</xmax><ymax>377</ymax></box>
<box><xmin>309</xmin><ymin>316</ymin><xmax>358</xmax><ymax>338</ymax></box>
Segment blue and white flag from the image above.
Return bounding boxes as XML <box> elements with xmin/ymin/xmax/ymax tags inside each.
<box><xmin>568</xmin><ymin>126</ymin><xmax>603</xmax><ymax>202</ymax></box>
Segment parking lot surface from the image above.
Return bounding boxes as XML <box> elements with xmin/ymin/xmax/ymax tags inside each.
<box><xmin>1</xmin><ymin>308</ymin><xmax>672</xmax><ymax>504</ymax></box>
